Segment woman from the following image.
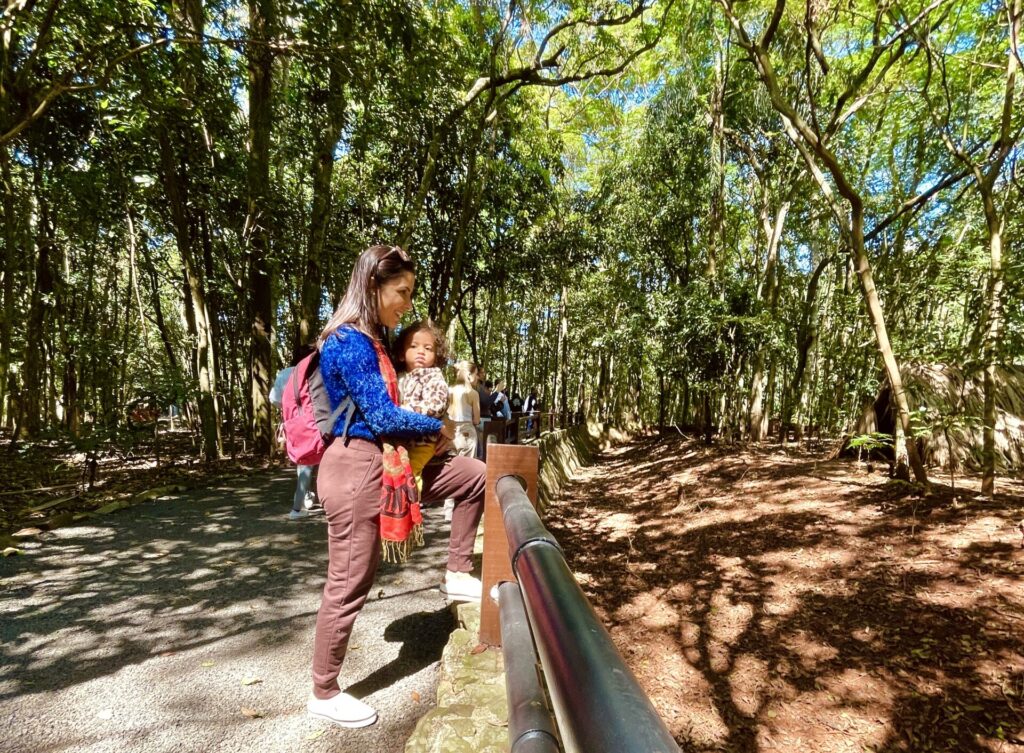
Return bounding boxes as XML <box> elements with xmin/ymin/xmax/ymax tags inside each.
<box><xmin>308</xmin><ymin>245</ymin><xmax>485</xmax><ymax>729</ymax></box>
<box><xmin>449</xmin><ymin>360</ymin><xmax>481</xmax><ymax>458</ymax></box>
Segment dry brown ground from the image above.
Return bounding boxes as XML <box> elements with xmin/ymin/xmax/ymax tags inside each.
<box><xmin>546</xmin><ymin>434</ymin><xmax>1024</xmax><ymax>753</ymax></box>
<box><xmin>0</xmin><ymin>428</ymin><xmax>278</xmax><ymax>543</ymax></box>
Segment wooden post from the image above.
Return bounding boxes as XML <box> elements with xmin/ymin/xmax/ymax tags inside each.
<box><xmin>479</xmin><ymin>443</ymin><xmax>539</xmax><ymax>646</ymax></box>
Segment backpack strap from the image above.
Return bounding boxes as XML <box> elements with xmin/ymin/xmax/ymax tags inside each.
<box><xmin>329</xmin><ymin>397</ymin><xmax>357</xmax><ymax>442</ymax></box>
<box><xmin>293</xmin><ymin>352</ymin><xmax>317</xmax><ymax>404</ymax></box>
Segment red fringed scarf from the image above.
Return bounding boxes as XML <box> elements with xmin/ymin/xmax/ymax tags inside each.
<box><xmin>373</xmin><ymin>340</ymin><xmax>424</xmax><ymax>563</ymax></box>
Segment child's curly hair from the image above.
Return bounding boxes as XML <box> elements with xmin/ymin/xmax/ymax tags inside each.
<box><xmin>392</xmin><ymin>320</ymin><xmax>449</xmax><ymax>370</ymax></box>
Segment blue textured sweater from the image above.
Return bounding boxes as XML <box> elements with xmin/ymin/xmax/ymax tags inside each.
<box><xmin>320</xmin><ymin>326</ymin><xmax>443</xmax><ymax>442</ymax></box>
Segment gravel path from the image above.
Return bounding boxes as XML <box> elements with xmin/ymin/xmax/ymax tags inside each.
<box><xmin>0</xmin><ymin>470</ymin><xmax>459</xmax><ymax>753</ymax></box>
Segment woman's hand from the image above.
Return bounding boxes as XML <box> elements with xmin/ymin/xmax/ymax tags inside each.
<box><xmin>435</xmin><ymin>417</ymin><xmax>455</xmax><ymax>456</ymax></box>
<box><xmin>434</xmin><ymin>434</ymin><xmax>452</xmax><ymax>456</ymax></box>
<box><xmin>440</xmin><ymin>417</ymin><xmax>456</xmax><ymax>440</ymax></box>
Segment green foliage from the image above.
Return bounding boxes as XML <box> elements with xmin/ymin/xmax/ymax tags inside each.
<box><xmin>848</xmin><ymin>432</ymin><xmax>894</xmax><ymax>453</ymax></box>
<box><xmin>0</xmin><ymin>0</ymin><xmax>1020</xmax><ymax>454</ymax></box>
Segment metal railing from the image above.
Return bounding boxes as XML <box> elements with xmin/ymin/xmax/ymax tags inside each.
<box><xmin>480</xmin><ymin>411</ymin><xmax>586</xmax><ymax>458</ymax></box>
<box><xmin>498</xmin><ymin>580</ymin><xmax>561</xmax><ymax>753</ymax></box>
<box><xmin>493</xmin><ymin>474</ymin><xmax>680</xmax><ymax>753</ymax></box>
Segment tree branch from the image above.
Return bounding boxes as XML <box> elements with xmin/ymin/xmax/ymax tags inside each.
<box><xmin>534</xmin><ymin>1</ymin><xmax>651</xmax><ymax>68</ymax></box>
<box><xmin>864</xmin><ymin>166</ymin><xmax>973</xmax><ymax>242</ymax></box>
<box><xmin>0</xmin><ymin>36</ymin><xmax>173</xmax><ymax>147</ymax></box>
<box><xmin>760</xmin><ymin>0</ymin><xmax>786</xmax><ymax>50</ymax></box>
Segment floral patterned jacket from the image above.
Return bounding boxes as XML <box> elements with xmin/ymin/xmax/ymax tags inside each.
<box><xmin>398</xmin><ymin>367</ymin><xmax>449</xmax><ymax>428</ymax></box>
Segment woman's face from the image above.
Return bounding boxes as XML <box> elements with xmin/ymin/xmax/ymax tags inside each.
<box><xmin>377</xmin><ymin>271</ymin><xmax>415</xmax><ymax>329</ymax></box>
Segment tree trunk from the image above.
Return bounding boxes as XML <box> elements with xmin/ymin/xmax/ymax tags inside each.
<box><xmin>980</xmin><ymin>195</ymin><xmax>1004</xmax><ymax>497</ymax></box>
<box><xmin>158</xmin><ymin>129</ymin><xmax>221</xmax><ymax>460</ymax></box>
<box><xmin>0</xmin><ymin>147</ymin><xmax>19</xmax><ymax>426</ymax></box>
<box><xmin>139</xmin><ymin>236</ymin><xmax>182</xmax><ymax>379</ymax></box>
<box><xmin>748</xmin><ymin>200</ymin><xmax>788</xmax><ymax>440</ymax></box>
<box><xmin>245</xmin><ymin>0</ymin><xmax>277</xmax><ymax>456</ymax></box>
<box><xmin>658</xmin><ymin>373</ymin><xmax>667</xmax><ymax>429</ymax></box>
<box><xmin>706</xmin><ymin>35</ymin><xmax>728</xmax><ymax>283</ymax></box>
<box><xmin>681</xmin><ymin>374</ymin><xmax>691</xmax><ymax>428</ymax></box>
<box><xmin>199</xmin><ymin>212</ymin><xmax>224</xmax><ymax>427</ymax></box>
<box><xmin>437</xmin><ymin>121</ymin><xmax>486</xmax><ymax>330</ymax></box>
<box><xmin>23</xmin><ymin>163</ymin><xmax>54</xmax><ymax>437</ymax></box>
<box><xmin>299</xmin><ymin>60</ymin><xmax>347</xmax><ymax>347</ymax></box>
<box><xmin>397</xmin><ymin>129</ymin><xmax>442</xmax><ymax>250</ymax></box>
<box><xmin>850</xmin><ymin>210</ymin><xmax>927</xmax><ymax>484</ymax></box>
<box><xmin>556</xmin><ymin>285</ymin><xmax>569</xmax><ymax>415</ymax></box>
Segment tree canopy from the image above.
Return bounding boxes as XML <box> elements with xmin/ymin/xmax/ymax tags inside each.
<box><xmin>1</xmin><ymin>0</ymin><xmax>1021</xmax><ymax>490</ymax></box>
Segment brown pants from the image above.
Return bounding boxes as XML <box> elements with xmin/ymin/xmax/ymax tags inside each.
<box><xmin>311</xmin><ymin>438</ymin><xmax>485</xmax><ymax>699</ymax></box>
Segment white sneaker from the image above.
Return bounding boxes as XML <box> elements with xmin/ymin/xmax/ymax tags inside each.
<box><xmin>307</xmin><ymin>692</ymin><xmax>377</xmax><ymax>728</ymax></box>
<box><xmin>442</xmin><ymin>498</ymin><xmax>455</xmax><ymax>522</ymax></box>
<box><xmin>440</xmin><ymin>571</ymin><xmax>482</xmax><ymax>602</ymax></box>
<box><xmin>303</xmin><ymin>492</ymin><xmax>317</xmax><ymax>510</ymax></box>
<box><xmin>288</xmin><ymin>509</ymin><xmax>309</xmax><ymax>521</ymax></box>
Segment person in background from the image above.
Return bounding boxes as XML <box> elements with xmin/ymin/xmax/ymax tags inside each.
<box><xmin>309</xmin><ymin>245</ymin><xmax>484</xmax><ymax>730</ymax></box>
<box><xmin>475</xmin><ymin>367</ymin><xmax>488</xmax><ymax>405</ymax></box>
<box><xmin>476</xmin><ymin>378</ymin><xmax>492</xmax><ymax>459</ymax></box>
<box><xmin>449</xmin><ymin>360</ymin><xmax>481</xmax><ymax>458</ymax></box>
<box><xmin>490</xmin><ymin>379</ymin><xmax>511</xmax><ymax>420</ymax></box>
<box><xmin>524</xmin><ymin>388</ymin><xmax>540</xmax><ymax>435</ymax></box>
<box><xmin>270</xmin><ymin>344</ymin><xmax>319</xmax><ymax>521</ymax></box>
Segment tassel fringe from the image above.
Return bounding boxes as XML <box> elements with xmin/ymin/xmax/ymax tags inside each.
<box><xmin>381</xmin><ymin>523</ymin><xmax>424</xmax><ymax>563</ymax></box>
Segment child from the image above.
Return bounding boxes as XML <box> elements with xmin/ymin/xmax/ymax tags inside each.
<box><xmin>393</xmin><ymin>320</ymin><xmax>450</xmax><ymax>488</ymax></box>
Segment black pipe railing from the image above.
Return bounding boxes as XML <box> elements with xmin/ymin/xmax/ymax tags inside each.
<box><xmin>498</xmin><ymin>581</ymin><xmax>561</xmax><ymax>753</ymax></box>
<box><xmin>494</xmin><ymin>475</ymin><xmax>680</xmax><ymax>753</ymax></box>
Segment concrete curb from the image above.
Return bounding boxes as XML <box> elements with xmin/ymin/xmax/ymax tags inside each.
<box><xmin>403</xmin><ymin>602</ymin><xmax>508</xmax><ymax>753</ymax></box>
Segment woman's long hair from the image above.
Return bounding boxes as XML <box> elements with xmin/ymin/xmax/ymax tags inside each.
<box><xmin>453</xmin><ymin>360</ymin><xmax>478</xmax><ymax>388</ymax></box>
<box><xmin>319</xmin><ymin>245</ymin><xmax>415</xmax><ymax>346</ymax></box>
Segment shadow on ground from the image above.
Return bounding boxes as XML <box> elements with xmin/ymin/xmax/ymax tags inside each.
<box><xmin>1</xmin><ymin>473</ymin><xmax>452</xmax><ymax>701</ymax></box>
<box><xmin>548</xmin><ymin>435</ymin><xmax>1024</xmax><ymax>753</ymax></box>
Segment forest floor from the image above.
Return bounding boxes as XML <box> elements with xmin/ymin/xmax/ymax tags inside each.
<box><xmin>546</xmin><ymin>434</ymin><xmax>1024</xmax><ymax>753</ymax></box>
<box><xmin>0</xmin><ymin>426</ymin><xmax>278</xmax><ymax>548</ymax></box>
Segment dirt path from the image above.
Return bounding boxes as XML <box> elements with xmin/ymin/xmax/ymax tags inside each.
<box><xmin>547</xmin><ymin>434</ymin><xmax>1024</xmax><ymax>753</ymax></box>
<box><xmin>0</xmin><ymin>471</ymin><xmax>456</xmax><ymax>753</ymax></box>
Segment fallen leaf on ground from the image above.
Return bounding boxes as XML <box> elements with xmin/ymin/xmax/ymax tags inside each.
<box><xmin>241</xmin><ymin>707</ymin><xmax>264</xmax><ymax>718</ymax></box>
<box><xmin>241</xmin><ymin>676</ymin><xmax>262</xmax><ymax>686</ymax></box>
<box><xmin>201</xmin><ymin>660</ymin><xmax>215</xmax><ymax>667</ymax></box>
<box><xmin>12</xmin><ymin>528</ymin><xmax>42</xmax><ymax>539</ymax></box>
<box><xmin>470</xmin><ymin>644</ymin><xmax>488</xmax><ymax>655</ymax></box>
<box><xmin>2</xmin><ymin>547</ymin><xmax>23</xmax><ymax>557</ymax></box>
<box><xmin>306</xmin><ymin>729</ymin><xmax>325</xmax><ymax>740</ymax></box>
<box><xmin>411</xmin><ymin>691</ymin><xmax>421</xmax><ymax>702</ymax></box>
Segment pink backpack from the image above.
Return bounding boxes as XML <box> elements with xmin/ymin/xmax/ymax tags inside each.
<box><xmin>280</xmin><ymin>351</ymin><xmax>354</xmax><ymax>465</ymax></box>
